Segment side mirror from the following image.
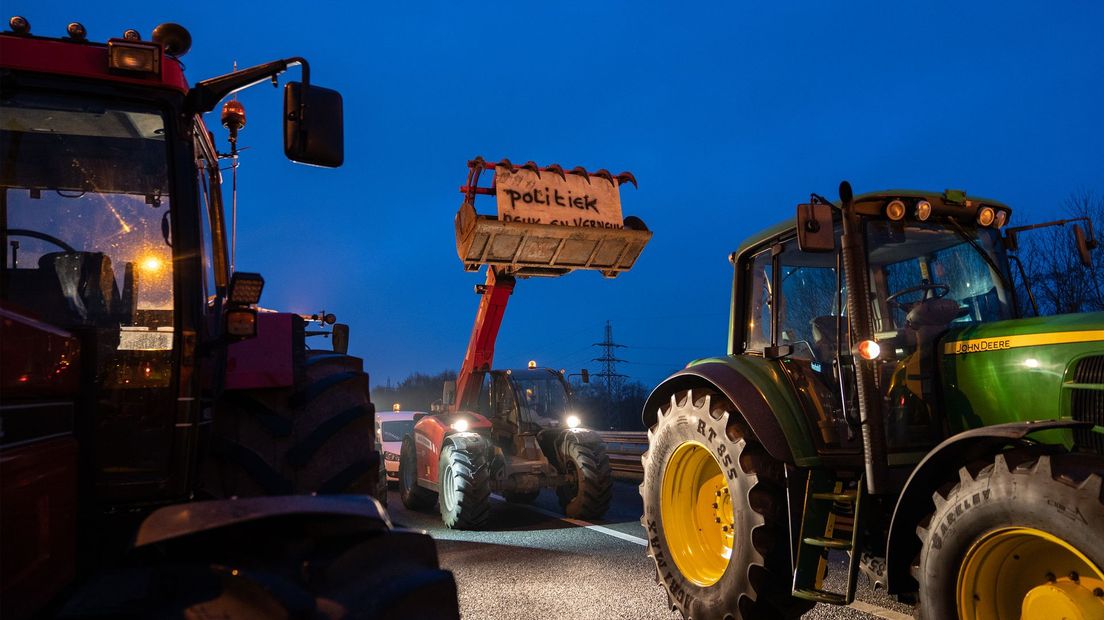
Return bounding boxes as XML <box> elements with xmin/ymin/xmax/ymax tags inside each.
<box><xmin>442</xmin><ymin>380</ymin><xmax>456</xmax><ymax>407</ymax></box>
<box><xmin>581</xmin><ymin>368</ymin><xmax>590</xmax><ymax>384</ymax></box>
<box><xmin>796</xmin><ymin>203</ymin><xmax>835</xmax><ymax>252</ymax></box>
<box><xmin>1074</xmin><ymin>224</ymin><xmax>1096</xmax><ymax>268</ymax></box>
<box><xmin>332</xmin><ymin>323</ymin><xmax>349</xmax><ymax>354</ymax></box>
<box><xmin>283</xmin><ymin>82</ymin><xmax>344</xmax><ymax>168</ymax></box>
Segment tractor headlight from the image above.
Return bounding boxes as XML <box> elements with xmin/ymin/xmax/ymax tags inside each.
<box><xmin>857</xmin><ymin>339</ymin><xmax>881</xmax><ymax>360</ymax></box>
<box><xmin>451</xmin><ymin>419</ymin><xmax>469</xmax><ymax>433</ymax></box>
<box><xmin>566</xmin><ymin>414</ymin><xmax>581</xmax><ymax>429</ymax></box>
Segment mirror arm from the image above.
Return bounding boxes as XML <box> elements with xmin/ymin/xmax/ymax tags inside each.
<box><xmin>187</xmin><ymin>57</ymin><xmax>311</xmax><ymax>114</ymax></box>
<box><xmin>1005</xmin><ymin>216</ymin><xmax>1095</xmax><ymax>243</ymax></box>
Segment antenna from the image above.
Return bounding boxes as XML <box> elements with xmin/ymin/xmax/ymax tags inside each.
<box><xmin>221</xmin><ymin>61</ymin><xmax>245</xmax><ymax>273</ymax></box>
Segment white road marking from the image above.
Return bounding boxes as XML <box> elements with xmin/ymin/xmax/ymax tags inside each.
<box><xmin>491</xmin><ymin>493</ymin><xmax>911</xmax><ymax>620</ymax></box>
<box><xmin>490</xmin><ymin>493</ymin><xmax>649</xmax><ymax>546</ymax></box>
<box><xmin>846</xmin><ymin>600</ymin><xmax>914</xmax><ymax>620</ymax></box>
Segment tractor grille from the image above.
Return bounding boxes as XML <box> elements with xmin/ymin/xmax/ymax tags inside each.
<box><xmin>1071</xmin><ymin>355</ymin><xmax>1104</xmax><ymax>454</ymax></box>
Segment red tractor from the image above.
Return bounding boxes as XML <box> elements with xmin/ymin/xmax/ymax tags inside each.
<box><xmin>0</xmin><ymin>17</ymin><xmax>456</xmax><ymax>618</ymax></box>
<box><xmin>397</xmin><ymin>158</ymin><xmax>651</xmax><ymax>528</ymax></box>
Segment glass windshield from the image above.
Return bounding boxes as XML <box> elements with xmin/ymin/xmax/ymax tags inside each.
<box><xmin>380</xmin><ymin>420</ymin><xmax>416</xmax><ymax>442</ymax></box>
<box><xmin>513</xmin><ymin>374</ymin><xmax>569</xmax><ymax>428</ymax></box>
<box><xmin>866</xmin><ymin>220</ymin><xmax>1012</xmax><ymax>335</ymax></box>
<box><xmin>1</xmin><ymin>91</ymin><xmax>173</xmax><ymax>349</ymax></box>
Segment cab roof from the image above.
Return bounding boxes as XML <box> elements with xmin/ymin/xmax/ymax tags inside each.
<box><xmin>732</xmin><ymin>189</ymin><xmax>1012</xmax><ymax>259</ymax></box>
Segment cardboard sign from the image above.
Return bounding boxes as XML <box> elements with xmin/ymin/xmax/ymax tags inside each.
<box><xmin>494</xmin><ymin>165</ymin><xmax>624</xmax><ymax>229</ymax></box>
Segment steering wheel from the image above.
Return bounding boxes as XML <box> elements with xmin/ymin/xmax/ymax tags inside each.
<box><xmin>6</xmin><ymin>228</ymin><xmax>77</xmax><ymax>253</ymax></box>
<box><xmin>886</xmin><ymin>283</ymin><xmax>950</xmax><ymax>309</ymax></box>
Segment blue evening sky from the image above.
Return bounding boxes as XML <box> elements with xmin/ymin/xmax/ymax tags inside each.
<box><xmin>12</xmin><ymin>2</ymin><xmax>1104</xmax><ymax>388</ymax></box>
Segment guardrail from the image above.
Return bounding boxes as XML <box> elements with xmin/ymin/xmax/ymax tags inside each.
<box><xmin>596</xmin><ymin>431</ymin><xmax>647</xmax><ymax>480</ymax></box>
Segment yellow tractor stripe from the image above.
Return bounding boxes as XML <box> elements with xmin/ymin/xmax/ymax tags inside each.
<box><xmin>943</xmin><ymin>330</ymin><xmax>1104</xmax><ymax>355</ymax></box>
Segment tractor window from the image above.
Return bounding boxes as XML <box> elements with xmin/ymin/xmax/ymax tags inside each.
<box><xmin>744</xmin><ymin>249</ymin><xmax>772</xmax><ymax>353</ymax></box>
<box><xmin>866</xmin><ymin>221</ymin><xmax>1012</xmax><ymax>336</ymax></box>
<box><xmin>380</xmin><ymin>420</ymin><xmax>416</xmax><ymax>442</ymax></box>
<box><xmin>1</xmin><ymin>91</ymin><xmax>174</xmax><ymax>362</ymax></box>
<box><xmin>195</xmin><ymin>127</ymin><xmax>223</xmax><ymax>304</ymax></box>
<box><xmin>778</xmin><ymin>240</ymin><xmax>844</xmax><ymax>362</ymax></box>
<box><xmin>513</xmin><ymin>373</ymin><xmax>568</xmax><ymax>429</ymax></box>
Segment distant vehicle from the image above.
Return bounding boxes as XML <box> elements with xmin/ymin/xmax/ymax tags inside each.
<box><xmin>377</xmin><ymin>410</ymin><xmax>423</xmax><ymax>481</ymax></box>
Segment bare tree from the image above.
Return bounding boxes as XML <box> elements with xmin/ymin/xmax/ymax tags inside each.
<box><xmin>1011</xmin><ymin>190</ymin><xmax>1104</xmax><ymax>316</ymax></box>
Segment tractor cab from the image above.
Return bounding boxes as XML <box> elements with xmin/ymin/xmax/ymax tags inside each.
<box><xmin>745</xmin><ymin>197</ymin><xmax>1019</xmax><ymax>459</ymax></box>
<box><xmin>472</xmin><ymin>367</ymin><xmax>576</xmax><ymax>456</ymax></box>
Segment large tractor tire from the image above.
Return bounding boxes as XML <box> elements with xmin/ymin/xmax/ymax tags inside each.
<box><xmin>640</xmin><ymin>389</ymin><xmax>813</xmax><ymax>620</ymax></box>
<box><xmin>60</xmin><ymin>501</ymin><xmax>460</xmax><ymax>619</ymax></box>
<box><xmin>438</xmin><ymin>442</ymin><xmax>491</xmax><ymax>529</ymax></box>
<box><xmin>557</xmin><ymin>437</ymin><xmax>613</xmax><ymax>519</ymax></box>
<box><xmin>206</xmin><ymin>351</ymin><xmax>379</xmax><ymax>498</ymax></box>
<box><xmin>916</xmin><ymin>452</ymin><xmax>1104</xmax><ymax>620</ymax></box>
<box><xmin>399</xmin><ymin>435</ymin><xmax>437</xmax><ymax>510</ymax></box>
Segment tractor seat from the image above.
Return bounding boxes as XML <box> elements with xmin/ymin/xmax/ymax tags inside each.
<box><xmin>810</xmin><ymin>315</ymin><xmax>848</xmax><ymax>364</ymax></box>
<box><xmin>37</xmin><ymin>251</ymin><xmax>121</xmax><ymax>326</ymax></box>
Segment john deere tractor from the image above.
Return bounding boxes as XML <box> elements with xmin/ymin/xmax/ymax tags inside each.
<box><xmin>640</xmin><ymin>183</ymin><xmax>1103</xmax><ymax>619</ymax></box>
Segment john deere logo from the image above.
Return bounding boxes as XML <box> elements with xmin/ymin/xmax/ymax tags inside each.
<box><xmin>944</xmin><ymin>330</ymin><xmax>1104</xmax><ymax>355</ymax></box>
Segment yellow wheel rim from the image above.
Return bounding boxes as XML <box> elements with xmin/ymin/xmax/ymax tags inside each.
<box><xmin>957</xmin><ymin>527</ymin><xmax>1104</xmax><ymax>620</ymax></box>
<box><xmin>660</xmin><ymin>441</ymin><xmax>733</xmax><ymax>587</ymax></box>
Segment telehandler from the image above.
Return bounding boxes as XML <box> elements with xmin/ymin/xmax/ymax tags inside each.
<box><xmin>398</xmin><ymin>158</ymin><xmax>651</xmax><ymax>528</ymax></box>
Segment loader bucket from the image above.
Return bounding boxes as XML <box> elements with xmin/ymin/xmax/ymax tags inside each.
<box><xmin>455</xmin><ymin>201</ymin><xmax>652</xmax><ymax>278</ymax></box>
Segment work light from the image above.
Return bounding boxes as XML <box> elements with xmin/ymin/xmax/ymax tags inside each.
<box><xmin>994</xmin><ymin>210</ymin><xmax>1007</xmax><ymax>228</ymax></box>
<box><xmin>915</xmin><ymin>200</ymin><xmax>932</xmax><ymax>221</ymax></box>
<box><xmin>452</xmin><ymin>419</ymin><xmax>470</xmax><ymax>433</ymax></box>
<box><xmin>886</xmin><ymin>200</ymin><xmax>906</xmax><ymax>221</ymax></box>
<box><xmin>107</xmin><ymin>40</ymin><xmax>161</xmax><ymax>75</ymax></box>
<box><xmin>228</xmin><ymin>272</ymin><xmax>264</xmax><ymax>305</ymax></box>
<box><xmin>977</xmin><ymin>207</ymin><xmax>995</xmax><ymax>227</ymax></box>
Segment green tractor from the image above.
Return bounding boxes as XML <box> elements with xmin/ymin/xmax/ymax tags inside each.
<box><xmin>640</xmin><ymin>183</ymin><xmax>1104</xmax><ymax>619</ymax></box>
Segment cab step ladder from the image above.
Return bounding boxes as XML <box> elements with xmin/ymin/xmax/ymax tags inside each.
<box><xmin>791</xmin><ymin>470</ymin><xmax>864</xmax><ymax>605</ymax></box>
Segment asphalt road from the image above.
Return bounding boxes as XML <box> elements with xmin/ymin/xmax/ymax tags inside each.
<box><xmin>383</xmin><ymin>479</ymin><xmax>917</xmax><ymax>620</ymax></box>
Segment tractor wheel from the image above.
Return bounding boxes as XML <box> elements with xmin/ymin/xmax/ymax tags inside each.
<box><xmin>438</xmin><ymin>443</ymin><xmax>491</xmax><ymax>529</ymax></box>
<box><xmin>916</xmin><ymin>452</ymin><xmax>1104</xmax><ymax>620</ymax></box>
<box><xmin>557</xmin><ymin>438</ymin><xmax>613</xmax><ymax>519</ymax></box>
<box><xmin>503</xmin><ymin>490</ymin><xmax>540</xmax><ymax>504</ymax></box>
<box><xmin>399</xmin><ymin>435</ymin><xmax>436</xmax><ymax>511</ymax></box>
<box><xmin>60</xmin><ymin>507</ymin><xmax>460</xmax><ymax>619</ymax></box>
<box><xmin>640</xmin><ymin>388</ymin><xmax>812</xmax><ymax>620</ymax></box>
<box><xmin>206</xmin><ymin>351</ymin><xmax>378</xmax><ymax>498</ymax></box>
<box><xmin>375</xmin><ymin>441</ymin><xmax>389</xmax><ymax>508</ymax></box>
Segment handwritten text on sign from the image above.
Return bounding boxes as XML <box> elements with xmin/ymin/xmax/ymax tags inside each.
<box><xmin>494</xmin><ymin>166</ymin><xmax>624</xmax><ymax>229</ymax></box>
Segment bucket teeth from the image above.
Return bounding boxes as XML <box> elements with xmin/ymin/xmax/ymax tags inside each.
<box><xmin>498</xmin><ymin>157</ymin><xmax>516</xmax><ymax>172</ymax></box>
<box><xmin>593</xmin><ymin>168</ymin><xmax>615</xmax><ymax>185</ymax></box>
<box><xmin>544</xmin><ymin>163</ymin><xmax>567</xmax><ymax>180</ymax></box>
<box><xmin>569</xmin><ymin>166</ymin><xmax>591</xmax><ymax>183</ymax></box>
<box><xmin>616</xmin><ymin>171</ymin><xmax>638</xmax><ymax>188</ymax></box>
<box><xmin>521</xmin><ymin>161</ymin><xmax>541</xmax><ymax>177</ymax></box>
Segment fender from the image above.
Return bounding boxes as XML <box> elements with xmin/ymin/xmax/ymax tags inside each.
<box><xmin>884</xmin><ymin>420</ymin><xmax>1092</xmax><ymax>594</ymax></box>
<box><xmin>134</xmin><ymin>494</ymin><xmax>390</xmax><ymax>548</ymax></box>
<box><xmin>642</xmin><ymin>359</ymin><xmax>821</xmax><ymax>465</ymax></box>
<box><xmin>411</xmin><ymin>411</ymin><xmax>492</xmax><ymax>487</ymax></box>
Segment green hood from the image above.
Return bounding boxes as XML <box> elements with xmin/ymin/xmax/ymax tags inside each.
<box><xmin>938</xmin><ymin>311</ymin><xmax>1104</xmax><ymax>442</ymax></box>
